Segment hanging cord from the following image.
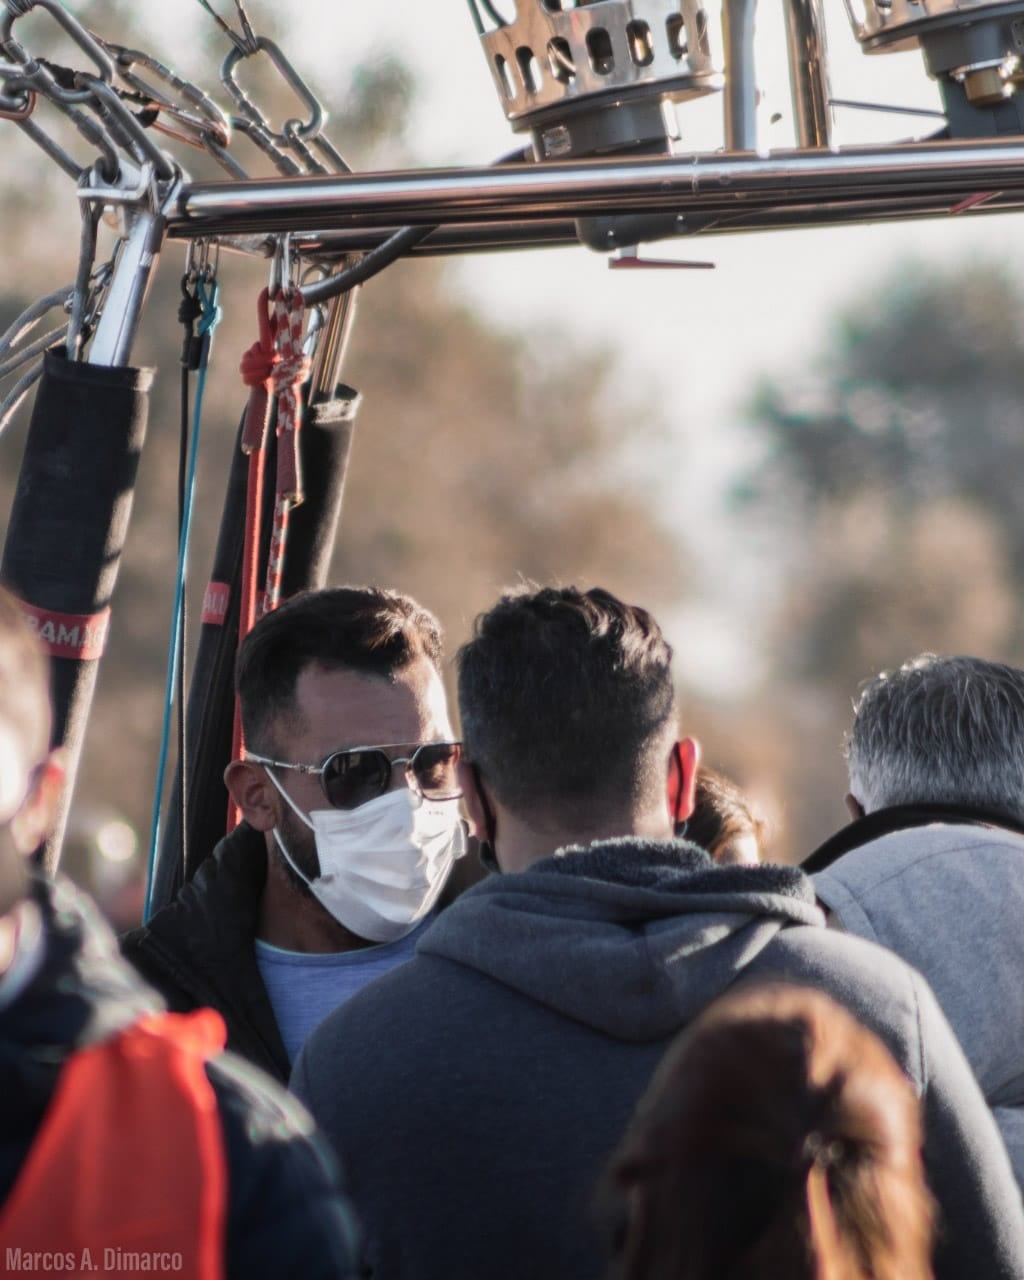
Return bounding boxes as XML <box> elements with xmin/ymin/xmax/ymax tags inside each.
<box><xmin>263</xmin><ymin>285</ymin><xmax>310</xmax><ymax>613</ymax></box>
<box><xmin>145</xmin><ymin>265</ymin><xmax>222</xmax><ymax>920</ymax></box>
<box><xmin>0</xmin><ymin>259</ymin><xmax>114</xmax><ymax>433</ymax></box>
<box><xmin>0</xmin><ymin>283</ymin><xmax>74</xmax><ymax>358</ymax></box>
<box><xmin>0</xmin><ymin>284</ymin><xmax>74</xmax><ymax>429</ymax></box>
<box><xmin>225</xmin><ymin>286</ymin><xmax>278</xmax><ymax>830</ymax></box>
<box><xmin>237</xmin><ymin>286</ymin><xmax>277</xmax><ymax>636</ymax></box>
<box><xmin>298</xmin><ymin>150</ymin><xmax>529</xmax><ymax>307</ymax></box>
<box><xmin>194</xmin><ymin>0</ymin><xmax>260</xmax><ymax>56</ymax></box>
<box><xmin>66</xmin><ymin>191</ymin><xmax>100</xmax><ymax>360</ymax></box>
<box><xmin>174</xmin><ymin>272</ymin><xmax>203</xmax><ymax>880</ymax></box>
<box><xmin>302</xmin><ymin>225</ymin><xmax>433</xmax><ymax>307</ymax></box>
<box><xmin>0</xmin><ymin>287</ymin><xmax>72</xmax><ymax>432</ymax></box>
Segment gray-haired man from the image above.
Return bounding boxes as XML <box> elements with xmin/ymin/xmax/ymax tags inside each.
<box><xmin>805</xmin><ymin>653</ymin><xmax>1024</xmax><ymax>1187</ymax></box>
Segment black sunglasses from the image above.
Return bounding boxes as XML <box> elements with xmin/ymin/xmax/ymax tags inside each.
<box><xmin>248</xmin><ymin>741</ymin><xmax>463</xmax><ymax>811</ymax></box>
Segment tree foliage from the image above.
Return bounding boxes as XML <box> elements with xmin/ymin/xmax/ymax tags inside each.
<box><xmin>732</xmin><ymin>261</ymin><xmax>1024</xmax><ymax>854</ymax></box>
<box><xmin>741</xmin><ymin>263</ymin><xmax>1024</xmax><ymax>573</ymax></box>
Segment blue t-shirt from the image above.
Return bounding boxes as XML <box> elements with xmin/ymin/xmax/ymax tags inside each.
<box><xmin>256</xmin><ymin>916</ymin><xmax>432</xmax><ymax>1065</ymax></box>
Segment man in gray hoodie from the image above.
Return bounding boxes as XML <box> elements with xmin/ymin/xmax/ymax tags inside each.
<box><xmin>805</xmin><ymin>652</ymin><xmax>1024</xmax><ymax>1189</ymax></box>
<box><xmin>292</xmin><ymin>590</ymin><xmax>1024</xmax><ymax>1280</ymax></box>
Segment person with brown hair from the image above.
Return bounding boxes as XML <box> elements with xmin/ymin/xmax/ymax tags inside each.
<box><xmin>604</xmin><ymin>984</ymin><xmax>934</xmax><ymax>1280</ymax></box>
<box><xmin>685</xmin><ymin>766</ymin><xmax>766</xmax><ymax>865</ymax></box>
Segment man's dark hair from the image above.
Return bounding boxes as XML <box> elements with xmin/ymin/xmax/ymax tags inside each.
<box><xmin>237</xmin><ymin>586</ymin><xmax>443</xmax><ymax>751</ymax></box>
<box><xmin>457</xmin><ymin>585</ymin><xmax>676</xmax><ymax>824</ymax></box>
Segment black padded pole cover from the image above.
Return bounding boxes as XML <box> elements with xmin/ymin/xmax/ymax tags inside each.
<box><xmin>1</xmin><ymin>348</ymin><xmax>153</xmax><ymax>874</ymax></box>
<box><xmin>148</xmin><ymin>408</ymin><xmax>250</xmax><ymax>912</ymax></box>
<box><xmin>280</xmin><ymin>385</ymin><xmax>360</xmax><ymax>598</ymax></box>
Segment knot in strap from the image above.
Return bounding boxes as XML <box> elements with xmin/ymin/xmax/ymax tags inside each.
<box><xmin>270</xmin><ymin>350</ymin><xmax>312</xmax><ymax>398</ymax></box>
<box><xmin>240</xmin><ymin>340</ymin><xmax>280</xmax><ymax>389</ymax></box>
<box><xmin>239</xmin><ymin>286</ymin><xmax>278</xmax><ymax>389</ymax></box>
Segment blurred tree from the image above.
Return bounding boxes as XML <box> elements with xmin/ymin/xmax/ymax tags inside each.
<box><xmin>336</xmin><ymin>269</ymin><xmax>685</xmax><ymax>631</ymax></box>
<box><xmin>730</xmin><ymin>262</ymin><xmax>1024</xmax><ymax>856</ymax></box>
<box><xmin>741</xmin><ymin>266</ymin><xmax>1021</xmax><ymax>524</ymax></box>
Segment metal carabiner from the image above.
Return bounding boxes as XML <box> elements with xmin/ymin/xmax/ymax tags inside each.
<box><xmin>281</xmin><ymin>118</ymin><xmax>328</xmax><ymax>176</ymax></box>
<box><xmin>203</xmin><ymin>240</ymin><xmax>221</xmax><ymax>283</ymax></box>
<box><xmin>103</xmin><ymin>42</ymin><xmax>232</xmax><ymax>151</ymax></box>
<box><xmin>184</xmin><ymin>238</ymin><xmax>221</xmax><ymax>290</ymax></box>
<box><xmin>194</xmin><ymin>1</ymin><xmax>347</xmax><ymax>176</ymax></box>
<box><xmin>269</xmin><ymin>234</ymin><xmax>295</xmax><ymax>293</ymax></box>
<box><xmin>228</xmin><ymin>110</ymin><xmax>301</xmax><ymax>176</ymax></box>
<box><xmin>15</xmin><ymin>112</ymin><xmax>85</xmax><ymax>181</ymax></box>
<box><xmin>5</xmin><ymin>85</ymin><xmax>120</xmax><ymax>184</ymax></box>
<box><xmin>78</xmin><ymin>75</ymin><xmax>177</xmax><ymax>182</ymax></box>
<box><xmin>0</xmin><ymin>0</ymin><xmax>114</xmax><ymax>105</ymax></box>
<box><xmin>222</xmin><ymin>36</ymin><xmax>324</xmax><ymax>142</ymax></box>
<box><xmin>0</xmin><ymin>84</ymin><xmax>33</xmax><ymax>119</ymax></box>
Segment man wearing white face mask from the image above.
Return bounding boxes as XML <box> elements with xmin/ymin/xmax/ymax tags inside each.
<box><xmin>248</xmin><ymin>745</ymin><xmax>466</xmax><ymax>944</ymax></box>
<box><xmin>123</xmin><ymin>586</ymin><xmax>474</xmax><ymax>1083</ymax></box>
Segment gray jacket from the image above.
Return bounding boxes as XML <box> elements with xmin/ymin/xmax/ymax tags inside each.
<box><xmin>815</xmin><ymin>819</ymin><xmax>1024</xmax><ymax>1188</ymax></box>
<box><xmin>293</xmin><ymin>838</ymin><xmax>1024</xmax><ymax>1280</ymax></box>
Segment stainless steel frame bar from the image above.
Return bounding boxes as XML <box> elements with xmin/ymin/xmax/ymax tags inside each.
<box><xmin>784</xmin><ymin>0</ymin><xmax>833</xmax><ymax>148</ymax></box>
<box><xmin>238</xmin><ymin>190</ymin><xmax>1019</xmax><ymax>262</ymax></box>
<box><xmin>88</xmin><ymin>206</ymin><xmax>167</xmax><ymax>366</ymax></box>
<box><xmin>724</xmin><ymin>0</ymin><xmax>760</xmax><ymax>152</ymax></box>
<box><xmin>169</xmin><ymin>141</ymin><xmax>1024</xmax><ymax>242</ymax></box>
<box><xmin>176</xmin><ymin>220</ymin><xmax>583</xmax><ymax>257</ymax></box>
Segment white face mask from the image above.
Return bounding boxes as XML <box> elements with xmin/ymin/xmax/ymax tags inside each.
<box><xmin>266</xmin><ymin>773</ymin><xmax>466</xmax><ymax>943</ymax></box>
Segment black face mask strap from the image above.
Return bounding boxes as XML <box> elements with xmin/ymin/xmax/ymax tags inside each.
<box><xmin>470</xmin><ymin>763</ymin><xmax>501</xmax><ymax>874</ymax></box>
<box><xmin>669</xmin><ymin>741</ymin><xmax>688</xmax><ymax>837</ymax></box>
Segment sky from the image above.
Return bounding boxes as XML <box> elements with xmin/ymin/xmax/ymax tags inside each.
<box><xmin>130</xmin><ymin>1</ymin><xmax>1024</xmax><ymax>688</ymax></box>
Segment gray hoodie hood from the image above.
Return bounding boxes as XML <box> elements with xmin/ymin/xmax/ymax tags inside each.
<box><xmin>420</xmin><ymin>838</ymin><xmax>824</xmax><ymax>1041</ymax></box>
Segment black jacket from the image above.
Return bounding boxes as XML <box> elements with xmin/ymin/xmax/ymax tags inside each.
<box><xmin>2</xmin><ymin>874</ymin><xmax>361</xmax><ymax>1279</ymax></box>
<box><xmin>122</xmin><ymin>821</ymin><xmax>486</xmax><ymax>1083</ymax></box>
<box><xmin>122</xmin><ymin>824</ymin><xmax>291</xmax><ymax>1081</ymax></box>
<box><xmin>801</xmin><ymin>801</ymin><xmax>1024</xmax><ymax>874</ymax></box>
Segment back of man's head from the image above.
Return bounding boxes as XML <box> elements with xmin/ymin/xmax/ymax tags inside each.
<box><xmin>847</xmin><ymin>653</ymin><xmax>1024</xmax><ymax>821</ymax></box>
<box><xmin>457</xmin><ymin>585</ymin><xmax>677</xmax><ymax>829</ymax></box>
<box><xmin>237</xmin><ymin>586</ymin><xmax>443</xmax><ymax>752</ymax></box>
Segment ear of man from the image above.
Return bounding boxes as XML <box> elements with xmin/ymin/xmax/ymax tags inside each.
<box><xmin>668</xmin><ymin>737</ymin><xmax>702</xmax><ymax>825</ymax></box>
<box><xmin>224</xmin><ymin>760</ymin><xmax>282</xmax><ymax>832</ymax></box>
<box><xmin>0</xmin><ymin>747</ymin><xmax>65</xmax><ymax>918</ymax></box>
<box><xmin>12</xmin><ymin>749</ymin><xmax>66</xmax><ymax>857</ymax></box>
<box><xmin>456</xmin><ymin>759</ymin><xmax>492</xmax><ymax>844</ymax></box>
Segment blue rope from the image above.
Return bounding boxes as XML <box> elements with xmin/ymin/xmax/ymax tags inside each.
<box><xmin>144</xmin><ymin>276</ymin><xmax>222</xmax><ymax>921</ymax></box>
